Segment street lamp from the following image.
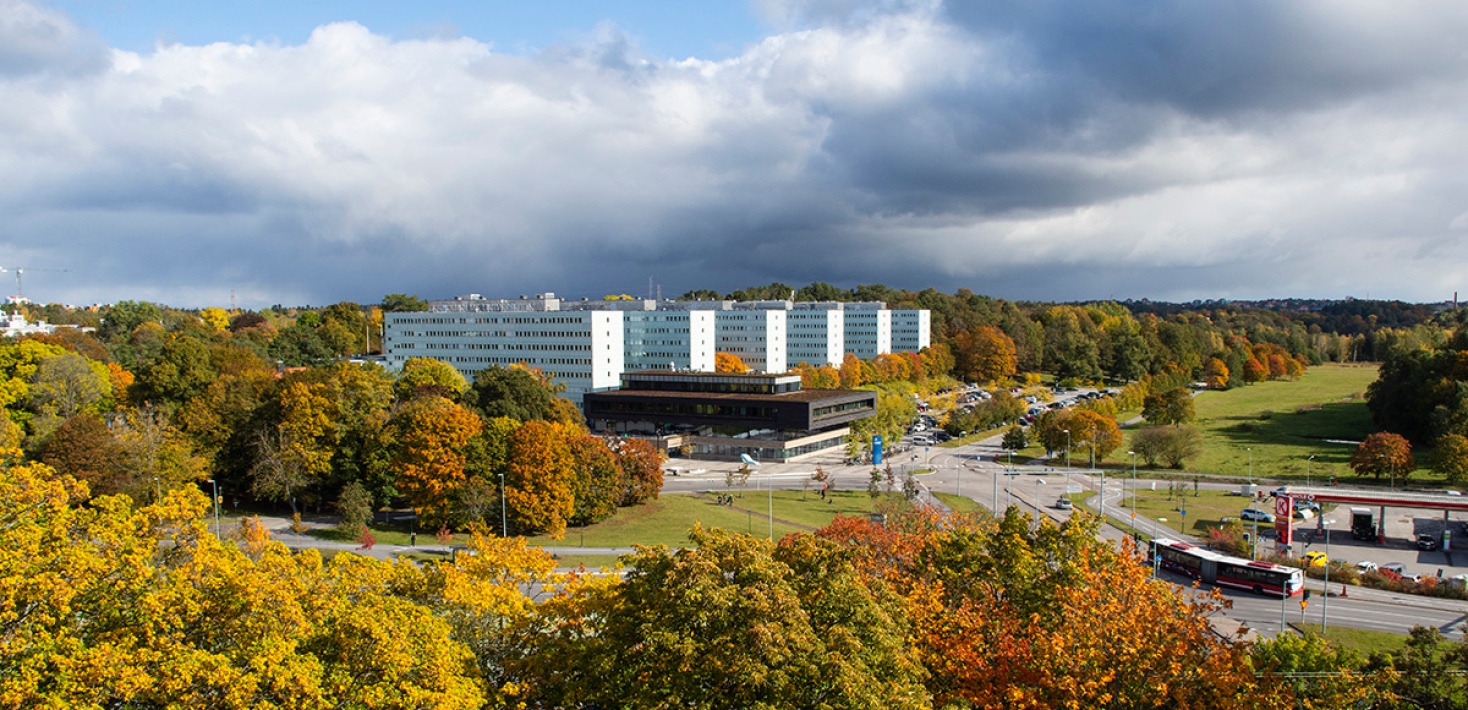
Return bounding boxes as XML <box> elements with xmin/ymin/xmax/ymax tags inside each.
<box><xmin>207</xmin><ymin>479</ymin><xmax>220</xmax><ymax>537</ymax></box>
<box><xmin>1247</xmin><ymin>447</ymin><xmax>1253</xmax><ymax>486</ymax></box>
<box><xmin>1128</xmin><ymin>451</ymin><xmax>1138</xmax><ymax>532</ymax></box>
<box><xmin>1307</xmin><ymin>455</ymin><xmax>1315</xmax><ymax>487</ymax></box>
<box><xmin>499</xmin><ymin>473</ymin><xmax>507</xmax><ymax>537</ymax></box>
<box><xmin>1064</xmin><ymin>429</ymin><xmax>1071</xmax><ymax>495</ymax></box>
<box><xmin>1323</xmin><ymin>517</ymin><xmax>1335</xmax><ymax>630</ymax></box>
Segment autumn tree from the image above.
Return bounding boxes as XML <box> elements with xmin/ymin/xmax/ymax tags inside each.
<box><xmin>388</xmin><ymin>396</ymin><xmax>484</xmax><ymax>517</ymax></box>
<box><xmin>714</xmin><ymin>352</ymin><xmax>749</xmax><ymax>373</ymax></box>
<box><xmin>1350</xmin><ymin>432</ymin><xmax>1415</xmax><ymax>482</ymax></box>
<box><xmin>566</xmin><ymin>433</ymin><xmax>621</xmax><ymax>526</ymax></box>
<box><xmin>839</xmin><ymin>352</ymin><xmax>866</xmax><ymax>387</ymax></box>
<box><xmin>0</xmin><ymin>460</ymin><xmax>487</xmax><ymax>708</ymax></box>
<box><xmin>1204</xmin><ymin>356</ymin><xmax>1231</xmax><ymax>389</ymax></box>
<box><xmin>1070</xmin><ymin>409</ymin><xmax>1123</xmax><ymax>464</ymax></box>
<box><xmin>1001</xmin><ymin>425</ymin><xmax>1027</xmax><ymax>450</ymax></box>
<box><xmin>1141</xmin><ymin>386</ymin><xmax>1195</xmax><ymax>426</ymax></box>
<box><xmin>513</xmin><ymin>526</ymin><xmax>929</xmax><ymax>710</ymax></box>
<box><xmin>111</xmin><ymin>407</ymin><xmax>208</xmax><ymax>503</ymax></box>
<box><xmin>394</xmin><ymin>356</ymin><xmax>470</xmax><ymax>402</ymax></box>
<box><xmin>504</xmin><ymin>420</ymin><xmax>576</xmax><ymax>537</ymax></box>
<box><xmin>953</xmin><ymin>326</ymin><xmax>1018</xmax><ymax>383</ymax></box>
<box><xmin>37</xmin><ymin>412</ymin><xmax>121</xmax><ymax>496</ymax></box>
<box><xmin>612</xmin><ymin>436</ymin><xmax>664</xmax><ymax>506</ymax></box>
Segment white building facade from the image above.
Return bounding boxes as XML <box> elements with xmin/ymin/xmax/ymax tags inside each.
<box><xmin>384</xmin><ymin>293</ymin><xmax>927</xmax><ymax>401</ymax></box>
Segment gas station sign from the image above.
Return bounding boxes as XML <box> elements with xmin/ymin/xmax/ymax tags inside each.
<box><xmin>1275</xmin><ymin>495</ymin><xmax>1293</xmax><ymax>555</ymax></box>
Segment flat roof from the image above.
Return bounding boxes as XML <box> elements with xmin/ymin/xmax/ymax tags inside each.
<box><xmin>585</xmin><ymin>387</ymin><xmax>873</xmax><ymax>404</ymax></box>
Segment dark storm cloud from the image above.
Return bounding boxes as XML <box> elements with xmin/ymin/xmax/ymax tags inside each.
<box><xmin>6</xmin><ymin>0</ymin><xmax>1468</xmax><ymax>307</ymax></box>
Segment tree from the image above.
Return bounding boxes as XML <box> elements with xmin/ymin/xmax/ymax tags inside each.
<box><xmin>504</xmin><ymin>420</ymin><xmax>575</xmax><ymax>537</ymax></box>
<box><xmin>513</xmin><ymin>526</ymin><xmax>929</xmax><ymax>710</ymax></box>
<box><xmin>953</xmin><ymin>326</ymin><xmax>1018</xmax><ymax>383</ymax></box>
<box><xmin>1001</xmin><ymin>425</ymin><xmax>1027</xmax><ymax>450</ymax></box>
<box><xmin>838</xmin><ymin>352</ymin><xmax>866</xmax><ymax>387</ymax></box>
<box><xmin>1350</xmin><ymin>432</ymin><xmax>1415</xmax><ymax>482</ymax></box>
<box><xmin>37</xmin><ymin>412</ymin><xmax>120</xmax><ymax>496</ymax></box>
<box><xmin>336</xmin><ymin>481</ymin><xmax>373</xmax><ymax>537</ymax></box>
<box><xmin>613</xmin><ymin>437</ymin><xmax>664</xmax><ymax>506</ymax></box>
<box><xmin>1070</xmin><ymin>409</ymin><xmax>1123</xmax><ymax>464</ymax></box>
<box><xmin>1141</xmin><ymin>387</ymin><xmax>1195</xmax><ymax>426</ymax></box>
<box><xmin>566</xmin><ymin>433</ymin><xmax>621</xmax><ymax>526</ymax></box>
<box><xmin>199</xmin><ymin>307</ymin><xmax>230</xmax><ymax>331</ymax></box>
<box><xmin>388</xmin><ymin>396</ymin><xmax>484</xmax><ymax>517</ymax></box>
<box><xmin>132</xmin><ymin>335</ymin><xmax>218</xmax><ymax>408</ymax></box>
<box><xmin>1432</xmin><ymin>433</ymin><xmax>1468</xmax><ymax>484</ymax></box>
<box><xmin>395</xmin><ymin>356</ymin><xmax>470</xmax><ymax>401</ymax></box>
<box><xmin>29</xmin><ymin>352</ymin><xmax>110</xmax><ymax>420</ymax></box>
<box><xmin>0</xmin><ymin>461</ymin><xmax>487</xmax><ymax>708</ymax></box>
<box><xmin>381</xmin><ymin>293</ymin><xmax>429</xmax><ymax>312</ymax></box>
<box><xmin>1130</xmin><ymin>425</ymin><xmax>1203</xmax><ymax>469</ymax></box>
<box><xmin>1204</xmin><ymin>357</ymin><xmax>1230</xmax><ymax>389</ymax></box>
<box><xmin>469</xmin><ymin>365</ymin><xmax>554</xmax><ymax>422</ymax></box>
<box><xmin>112</xmin><ymin>407</ymin><xmax>208</xmax><ymax>503</ymax></box>
<box><xmin>715</xmin><ymin>352</ymin><xmax>749</xmax><ymax>373</ymax></box>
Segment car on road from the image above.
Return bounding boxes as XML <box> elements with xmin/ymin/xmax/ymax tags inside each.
<box><xmin>1303</xmin><ymin>551</ymin><xmax>1328</xmax><ymax>567</ymax></box>
<box><xmin>1380</xmin><ymin>562</ymin><xmax>1422</xmax><ymax>582</ymax></box>
<box><xmin>1416</xmin><ymin>533</ymin><xmax>1440</xmax><ymax>551</ymax></box>
<box><xmin>1240</xmin><ymin>508</ymin><xmax>1275</xmax><ymax>523</ymax></box>
<box><xmin>1055</xmin><ymin>498</ymin><xmax>1074</xmax><ymax>510</ymax></box>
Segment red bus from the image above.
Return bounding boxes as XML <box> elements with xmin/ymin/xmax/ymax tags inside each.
<box><xmin>1150</xmin><ymin>539</ymin><xmax>1303</xmax><ymax>597</ymax></box>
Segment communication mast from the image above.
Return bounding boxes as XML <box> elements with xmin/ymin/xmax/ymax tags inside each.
<box><xmin>0</xmin><ymin>267</ymin><xmax>70</xmax><ymax>304</ymax></box>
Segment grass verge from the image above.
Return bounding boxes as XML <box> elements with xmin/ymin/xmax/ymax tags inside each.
<box><xmin>1292</xmin><ymin>623</ymin><xmax>1408</xmax><ymax>656</ymax></box>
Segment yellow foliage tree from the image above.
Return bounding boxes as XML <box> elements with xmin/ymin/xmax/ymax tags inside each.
<box><xmin>389</xmin><ymin>395</ymin><xmax>484</xmax><ymax>517</ymax></box>
<box><xmin>714</xmin><ymin>352</ymin><xmax>749</xmax><ymax>373</ymax></box>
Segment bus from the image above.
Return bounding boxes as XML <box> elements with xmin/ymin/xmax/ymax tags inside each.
<box><xmin>1150</xmin><ymin>539</ymin><xmax>1303</xmax><ymax>597</ymax></box>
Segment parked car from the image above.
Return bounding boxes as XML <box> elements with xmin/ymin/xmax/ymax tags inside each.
<box><xmin>1240</xmin><ymin>508</ymin><xmax>1275</xmax><ymax>523</ymax></box>
<box><xmin>1303</xmin><ymin>551</ymin><xmax>1329</xmax><ymax>567</ymax></box>
<box><xmin>1416</xmin><ymin>533</ymin><xmax>1440</xmax><ymax>551</ymax></box>
<box><xmin>1379</xmin><ymin>562</ymin><xmax>1418</xmax><ymax>582</ymax></box>
<box><xmin>1355</xmin><ymin>560</ymin><xmax>1378</xmax><ymax>573</ymax></box>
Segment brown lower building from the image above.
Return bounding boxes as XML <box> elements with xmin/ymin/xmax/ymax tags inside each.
<box><xmin>582</xmin><ymin>371</ymin><xmax>877</xmax><ymax>462</ymax></box>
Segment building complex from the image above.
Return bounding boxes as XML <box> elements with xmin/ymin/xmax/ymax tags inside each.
<box><xmin>383</xmin><ymin>293</ymin><xmax>931</xmax><ymax>402</ymax></box>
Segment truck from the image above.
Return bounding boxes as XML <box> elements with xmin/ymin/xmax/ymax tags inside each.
<box><xmin>1351</xmin><ymin>507</ymin><xmax>1376</xmax><ymax>541</ymax></box>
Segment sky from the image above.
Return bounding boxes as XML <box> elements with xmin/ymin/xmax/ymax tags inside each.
<box><xmin>5</xmin><ymin>0</ymin><xmax>1468</xmax><ymax>309</ymax></box>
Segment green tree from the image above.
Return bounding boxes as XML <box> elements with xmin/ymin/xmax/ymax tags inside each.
<box><xmin>1001</xmin><ymin>425</ymin><xmax>1027</xmax><ymax>450</ymax></box>
<box><xmin>469</xmin><ymin>365</ymin><xmax>555</xmax><ymax>421</ymax></box>
<box><xmin>1434</xmin><ymin>433</ymin><xmax>1468</xmax><ymax>484</ymax></box>
<box><xmin>514</xmin><ymin>526</ymin><xmax>929</xmax><ymax>710</ymax></box>
<box><xmin>395</xmin><ymin>357</ymin><xmax>470</xmax><ymax>402</ymax></box>
<box><xmin>1141</xmin><ymin>387</ymin><xmax>1195</xmax><ymax>426</ymax></box>
<box><xmin>381</xmin><ymin>293</ymin><xmax>429</xmax><ymax>312</ymax></box>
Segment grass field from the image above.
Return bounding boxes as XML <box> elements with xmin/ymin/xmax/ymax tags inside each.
<box><xmin>1010</xmin><ymin>364</ymin><xmax>1387</xmax><ymax>483</ymax></box>
<box><xmin>1292</xmin><ymin>623</ymin><xmax>1408</xmax><ymax>656</ymax></box>
<box><xmin>1189</xmin><ymin>363</ymin><xmax>1385</xmax><ymax>483</ymax></box>
<box><xmin>521</xmin><ymin>490</ymin><xmax>907</xmax><ymax>549</ymax></box>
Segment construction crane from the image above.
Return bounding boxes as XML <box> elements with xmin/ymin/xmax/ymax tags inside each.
<box><xmin>0</xmin><ymin>267</ymin><xmax>71</xmax><ymax>303</ymax></box>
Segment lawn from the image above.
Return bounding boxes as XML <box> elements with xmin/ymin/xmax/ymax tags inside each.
<box><xmin>1188</xmin><ymin>363</ymin><xmax>1384</xmax><ymax>483</ymax></box>
<box><xmin>521</xmin><ymin>490</ymin><xmax>908</xmax><ymax>549</ymax></box>
<box><xmin>1292</xmin><ymin>623</ymin><xmax>1408</xmax><ymax>656</ymax></box>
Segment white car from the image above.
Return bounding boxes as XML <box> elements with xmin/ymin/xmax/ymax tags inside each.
<box><xmin>1355</xmin><ymin>561</ymin><xmax>1378</xmax><ymax>573</ymax></box>
<box><xmin>1240</xmin><ymin>508</ymin><xmax>1275</xmax><ymax>523</ymax></box>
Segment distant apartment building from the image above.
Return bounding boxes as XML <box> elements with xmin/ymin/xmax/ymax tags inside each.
<box><xmin>384</xmin><ymin>293</ymin><xmax>928</xmax><ymax>402</ymax></box>
<box><xmin>786</xmin><ymin>302</ymin><xmax>844</xmax><ymax>367</ymax></box>
<box><xmin>842</xmin><ymin>302</ymin><xmax>892</xmax><ymax>360</ymax></box>
<box><xmin>892</xmin><ymin>309</ymin><xmax>931</xmax><ymax>353</ymax></box>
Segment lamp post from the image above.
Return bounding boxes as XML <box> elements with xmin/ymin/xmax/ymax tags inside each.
<box><xmin>1307</xmin><ymin>454</ymin><xmax>1315</xmax><ymax>487</ymax></box>
<box><xmin>1064</xmin><ymin>429</ymin><xmax>1071</xmax><ymax>497</ymax></box>
<box><xmin>1091</xmin><ymin>429</ymin><xmax>1102</xmax><ymax>519</ymax></box>
<box><xmin>499</xmin><ymin>473</ymin><xmax>507</xmax><ymax>537</ymax></box>
<box><xmin>1247</xmin><ymin>447</ymin><xmax>1253</xmax><ymax>486</ymax></box>
<box><xmin>1035</xmin><ymin>478</ymin><xmax>1045</xmax><ymax>513</ymax></box>
<box><xmin>1128</xmin><ymin>450</ymin><xmax>1138</xmax><ymax>532</ymax></box>
<box><xmin>1323</xmin><ymin>517</ymin><xmax>1335</xmax><ymax>630</ymax></box>
<box><xmin>207</xmin><ymin>479</ymin><xmax>220</xmax><ymax>537</ymax></box>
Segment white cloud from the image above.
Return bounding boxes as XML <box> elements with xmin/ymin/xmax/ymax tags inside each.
<box><xmin>4</xmin><ymin>0</ymin><xmax>1468</xmax><ymax>307</ymax></box>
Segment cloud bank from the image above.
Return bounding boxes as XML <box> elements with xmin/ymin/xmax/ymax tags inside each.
<box><xmin>4</xmin><ymin>0</ymin><xmax>1468</xmax><ymax>307</ymax></box>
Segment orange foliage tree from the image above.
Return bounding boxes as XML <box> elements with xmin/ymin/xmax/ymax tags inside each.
<box><xmin>613</xmin><ymin>437</ymin><xmax>664</xmax><ymax>506</ymax></box>
<box><xmin>505</xmin><ymin>420</ymin><xmax>576</xmax><ymax>538</ymax></box>
<box><xmin>1350</xmin><ymin>432</ymin><xmax>1415</xmax><ymax>482</ymax></box>
<box><xmin>714</xmin><ymin>352</ymin><xmax>749</xmax><ymax>373</ymax></box>
<box><xmin>388</xmin><ymin>395</ymin><xmax>484</xmax><ymax>517</ymax></box>
<box><xmin>953</xmin><ymin>326</ymin><xmax>1018</xmax><ymax>383</ymax></box>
